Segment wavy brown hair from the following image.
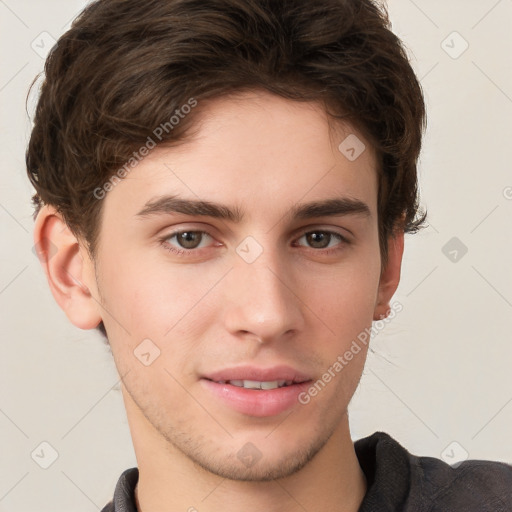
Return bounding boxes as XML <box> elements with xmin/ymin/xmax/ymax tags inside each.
<box><xmin>27</xmin><ymin>0</ymin><xmax>427</xmax><ymax>313</ymax></box>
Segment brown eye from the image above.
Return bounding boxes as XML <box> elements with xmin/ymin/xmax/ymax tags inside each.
<box><xmin>296</xmin><ymin>230</ymin><xmax>348</xmax><ymax>251</ymax></box>
<box><xmin>162</xmin><ymin>230</ymin><xmax>214</xmax><ymax>254</ymax></box>
<box><xmin>305</xmin><ymin>232</ymin><xmax>331</xmax><ymax>249</ymax></box>
<box><xmin>175</xmin><ymin>231</ymin><xmax>203</xmax><ymax>249</ymax></box>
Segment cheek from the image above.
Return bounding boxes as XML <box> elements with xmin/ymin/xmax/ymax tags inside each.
<box><xmin>308</xmin><ymin>247</ymin><xmax>381</xmax><ymax>334</ymax></box>
<box><xmin>96</xmin><ymin>252</ymin><xmax>223</xmax><ymax>359</ymax></box>
<box><xmin>302</xmin><ymin>254</ymin><xmax>381</xmax><ymax>403</ymax></box>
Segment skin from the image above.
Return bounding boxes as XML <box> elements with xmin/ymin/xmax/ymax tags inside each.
<box><xmin>34</xmin><ymin>90</ymin><xmax>404</xmax><ymax>512</ymax></box>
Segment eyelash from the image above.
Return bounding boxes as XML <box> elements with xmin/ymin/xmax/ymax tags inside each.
<box><xmin>159</xmin><ymin>228</ymin><xmax>350</xmax><ymax>257</ymax></box>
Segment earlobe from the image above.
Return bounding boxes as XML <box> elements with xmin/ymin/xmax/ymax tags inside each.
<box><xmin>33</xmin><ymin>205</ymin><xmax>103</xmax><ymax>330</ymax></box>
<box><xmin>373</xmin><ymin>230</ymin><xmax>404</xmax><ymax>321</ymax></box>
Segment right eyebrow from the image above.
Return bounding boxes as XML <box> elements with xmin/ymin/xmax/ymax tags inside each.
<box><xmin>135</xmin><ymin>195</ymin><xmax>244</xmax><ymax>222</ymax></box>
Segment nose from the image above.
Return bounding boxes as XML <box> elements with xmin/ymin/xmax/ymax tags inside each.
<box><xmin>222</xmin><ymin>240</ymin><xmax>305</xmax><ymax>343</ymax></box>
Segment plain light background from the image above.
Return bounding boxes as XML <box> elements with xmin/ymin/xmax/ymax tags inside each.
<box><xmin>1</xmin><ymin>0</ymin><xmax>511</xmax><ymax>510</ymax></box>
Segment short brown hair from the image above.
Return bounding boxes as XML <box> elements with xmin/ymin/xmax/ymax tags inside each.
<box><xmin>27</xmin><ymin>0</ymin><xmax>426</xmax><ymax>282</ymax></box>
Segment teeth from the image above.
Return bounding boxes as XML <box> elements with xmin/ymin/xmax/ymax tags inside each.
<box><xmin>226</xmin><ymin>380</ymin><xmax>290</xmax><ymax>390</ymax></box>
<box><xmin>260</xmin><ymin>381</ymin><xmax>279</xmax><ymax>390</ymax></box>
<box><xmin>229</xmin><ymin>380</ymin><xmax>245</xmax><ymax>387</ymax></box>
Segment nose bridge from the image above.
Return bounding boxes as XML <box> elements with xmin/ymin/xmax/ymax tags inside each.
<box><xmin>224</xmin><ymin>234</ymin><xmax>303</xmax><ymax>340</ymax></box>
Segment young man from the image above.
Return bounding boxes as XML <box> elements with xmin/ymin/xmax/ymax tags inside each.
<box><xmin>27</xmin><ymin>0</ymin><xmax>512</xmax><ymax>510</ymax></box>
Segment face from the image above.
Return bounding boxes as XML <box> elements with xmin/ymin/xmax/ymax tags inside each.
<box><xmin>88</xmin><ymin>91</ymin><xmax>388</xmax><ymax>480</ymax></box>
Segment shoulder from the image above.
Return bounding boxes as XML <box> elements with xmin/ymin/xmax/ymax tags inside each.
<box><xmin>355</xmin><ymin>431</ymin><xmax>512</xmax><ymax>512</ymax></box>
<box><xmin>409</xmin><ymin>451</ymin><xmax>512</xmax><ymax>511</ymax></box>
<box><xmin>100</xmin><ymin>467</ymin><xmax>139</xmax><ymax>512</ymax></box>
<box><xmin>100</xmin><ymin>501</ymin><xmax>113</xmax><ymax>512</ymax></box>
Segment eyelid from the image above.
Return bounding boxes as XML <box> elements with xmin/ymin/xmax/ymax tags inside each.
<box><xmin>161</xmin><ymin>228</ymin><xmax>216</xmax><ymax>250</ymax></box>
<box><xmin>295</xmin><ymin>224</ymin><xmax>352</xmax><ymax>240</ymax></box>
<box><xmin>160</xmin><ymin>223</ymin><xmax>351</xmax><ymax>242</ymax></box>
<box><xmin>293</xmin><ymin>230</ymin><xmax>350</xmax><ymax>253</ymax></box>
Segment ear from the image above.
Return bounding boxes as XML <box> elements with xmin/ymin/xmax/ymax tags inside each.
<box><xmin>373</xmin><ymin>229</ymin><xmax>404</xmax><ymax>320</ymax></box>
<box><xmin>33</xmin><ymin>205</ymin><xmax>102</xmax><ymax>329</ymax></box>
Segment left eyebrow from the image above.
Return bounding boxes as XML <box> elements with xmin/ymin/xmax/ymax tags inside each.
<box><xmin>135</xmin><ymin>194</ymin><xmax>371</xmax><ymax>222</ymax></box>
<box><xmin>289</xmin><ymin>197</ymin><xmax>371</xmax><ymax>220</ymax></box>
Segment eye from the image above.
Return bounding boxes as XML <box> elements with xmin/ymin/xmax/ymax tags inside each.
<box><xmin>161</xmin><ymin>230</ymin><xmax>214</xmax><ymax>255</ymax></box>
<box><xmin>294</xmin><ymin>230</ymin><xmax>349</xmax><ymax>253</ymax></box>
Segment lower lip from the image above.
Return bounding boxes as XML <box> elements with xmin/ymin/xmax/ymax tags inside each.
<box><xmin>200</xmin><ymin>379</ymin><xmax>312</xmax><ymax>417</ymax></box>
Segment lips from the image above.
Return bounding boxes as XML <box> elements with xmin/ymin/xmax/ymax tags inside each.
<box><xmin>220</xmin><ymin>379</ymin><xmax>292</xmax><ymax>390</ymax></box>
<box><xmin>200</xmin><ymin>365</ymin><xmax>313</xmax><ymax>417</ymax></box>
<box><xmin>203</xmin><ymin>365</ymin><xmax>312</xmax><ymax>384</ymax></box>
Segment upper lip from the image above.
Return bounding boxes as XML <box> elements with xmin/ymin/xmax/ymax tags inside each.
<box><xmin>202</xmin><ymin>365</ymin><xmax>312</xmax><ymax>383</ymax></box>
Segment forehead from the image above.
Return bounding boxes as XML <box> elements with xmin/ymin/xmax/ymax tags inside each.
<box><xmin>101</xmin><ymin>91</ymin><xmax>378</xmax><ymax>226</ymax></box>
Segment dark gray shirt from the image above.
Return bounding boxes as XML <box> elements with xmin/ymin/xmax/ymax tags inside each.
<box><xmin>101</xmin><ymin>431</ymin><xmax>512</xmax><ymax>511</ymax></box>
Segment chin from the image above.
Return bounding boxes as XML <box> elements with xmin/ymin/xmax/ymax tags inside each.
<box><xmin>185</xmin><ymin>433</ymin><xmax>332</xmax><ymax>482</ymax></box>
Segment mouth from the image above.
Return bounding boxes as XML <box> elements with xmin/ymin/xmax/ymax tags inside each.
<box><xmin>200</xmin><ymin>366</ymin><xmax>313</xmax><ymax>417</ymax></box>
<box><xmin>204</xmin><ymin>378</ymin><xmax>306</xmax><ymax>390</ymax></box>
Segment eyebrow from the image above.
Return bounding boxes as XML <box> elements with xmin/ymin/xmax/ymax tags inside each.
<box><xmin>135</xmin><ymin>195</ymin><xmax>371</xmax><ymax>222</ymax></box>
